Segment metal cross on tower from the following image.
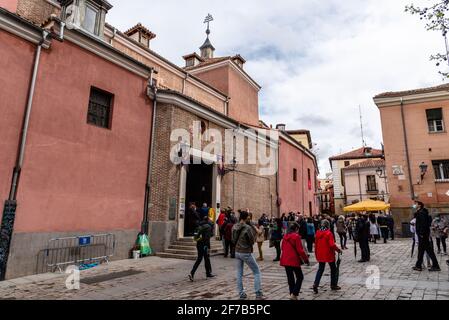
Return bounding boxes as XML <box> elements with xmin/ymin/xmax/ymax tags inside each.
<box><xmin>204</xmin><ymin>13</ymin><xmax>214</xmax><ymax>37</ymax></box>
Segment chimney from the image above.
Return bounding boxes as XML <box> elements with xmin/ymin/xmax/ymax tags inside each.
<box><xmin>276</xmin><ymin>124</ymin><xmax>286</xmax><ymax>131</ymax></box>
<box><xmin>232</xmin><ymin>55</ymin><xmax>246</xmax><ymax>69</ymax></box>
<box><xmin>124</xmin><ymin>23</ymin><xmax>156</xmax><ymax>49</ymax></box>
<box><xmin>183</xmin><ymin>52</ymin><xmax>204</xmax><ymax>68</ymax></box>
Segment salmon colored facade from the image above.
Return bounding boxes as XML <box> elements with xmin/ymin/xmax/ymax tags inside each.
<box><xmin>188</xmin><ymin>63</ymin><xmax>260</xmax><ymax>126</ymax></box>
<box><xmin>14</xmin><ymin>39</ymin><xmax>152</xmax><ymax>234</ymax></box>
<box><xmin>0</xmin><ymin>7</ymin><xmax>153</xmax><ymax>278</ymax></box>
<box><xmin>0</xmin><ymin>0</ymin><xmax>318</xmax><ymax>279</ymax></box>
<box><xmin>0</xmin><ymin>0</ymin><xmax>17</xmax><ymax>12</ymax></box>
<box><xmin>278</xmin><ymin>134</ymin><xmax>318</xmax><ymax>216</ymax></box>
<box><xmin>374</xmin><ymin>84</ymin><xmax>449</xmax><ymax>234</ymax></box>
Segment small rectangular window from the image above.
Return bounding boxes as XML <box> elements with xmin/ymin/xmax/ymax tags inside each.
<box><xmin>83</xmin><ymin>5</ymin><xmax>99</xmax><ymax>35</ymax></box>
<box><xmin>308</xmin><ymin>168</ymin><xmax>312</xmax><ymax>190</ymax></box>
<box><xmin>87</xmin><ymin>87</ymin><xmax>113</xmax><ymax>129</ymax></box>
<box><xmin>366</xmin><ymin>175</ymin><xmax>377</xmax><ymax>192</ymax></box>
<box><xmin>432</xmin><ymin>160</ymin><xmax>449</xmax><ymax>181</ymax></box>
<box><xmin>293</xmin><ymin>169</ymin><xmax>297</xmax><ymax>182</ymax></box>
<box><xmin>426</xmin><ymin>108</ymin><xmax>444</xmax><ymax>133</ymax></box>
<box><xmin>344</xmin><ymin>161</ymin><xmax>350</xmax><ymax>167</ymax></box>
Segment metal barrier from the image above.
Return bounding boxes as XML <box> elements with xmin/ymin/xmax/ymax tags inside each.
<box><xmin>45</xmin><ymin>234</ymin><xmax>115</xmax><ymax>273</ymax></box>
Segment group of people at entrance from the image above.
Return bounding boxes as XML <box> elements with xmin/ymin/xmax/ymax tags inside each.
<box><xmin>186</xmin><ymin>201</ymin><xmax>448</xmax><ymax>300</ymax></box>
<box><xmin>188</xmin><ymin>207</ymin><xmax>345</xmax><ymax>300</ymax></box>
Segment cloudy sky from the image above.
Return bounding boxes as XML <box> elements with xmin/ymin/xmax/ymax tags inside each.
<box><xmin>107</xmin><ymin>0</ymin><xmax>445</xmax><ymax>176</ymax></box>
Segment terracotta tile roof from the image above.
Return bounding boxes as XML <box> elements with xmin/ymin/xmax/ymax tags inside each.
<box><xmin>286</xmin><ymin>129</ymin><xmax>310</xmax><ymax>135</ymax></box>
<box><xmin>184</xmin><ymin>55</ymin><xmax>262</xmax><ymax>89</ymax></box>
<box><xmin>124</xmin><ymin>23</ymin><xmax>156</xmax><ymax>40</ymax></box>
<box><xmin>184</xmin><ymin>56</ymin><xmax>231</xmax><ymax>71</ymax></box>
<box><xmin>374</xmin><ymin>83</ymin><xmax>449</xmax><ymax>99</ymax></box>
<box><xmin>343</xmin><ymin>159</ymin><xmax>385</xmax><ymax>170</ymax></box>
<box><xmin>329</xmin><ymin>147</ymin><xmax>383</xmax><ymax>161</ymax></box>
<box><xmin>182</xmin><ymin>52</ymin><xmax>204</xmax><ymax>62</ymax></box>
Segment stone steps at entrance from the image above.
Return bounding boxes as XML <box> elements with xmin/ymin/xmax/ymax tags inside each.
<box><xmin>170</xmin><ymin>244</ymin><xmax>223</xmax><ymax>250</ymax></box>
<box><xmin>168</xmin><ymin>245</ymin><xmax>223</xmax><ymax>252</ymax></box>
<box><xmin>157</xmin><ymin>238</ymin><xmax>224</xmax><ymax>261</ymax></box>
<box><xmin>164</xmin><ymin>248</ymin><xmax>222</xmax><ymax>255</ymax></box>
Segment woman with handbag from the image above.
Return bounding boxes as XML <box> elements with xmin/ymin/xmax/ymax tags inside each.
<box><xmin>280</xmin><ymin>223</ymin><xmax>309</xmax><ymax>300</ymax></box>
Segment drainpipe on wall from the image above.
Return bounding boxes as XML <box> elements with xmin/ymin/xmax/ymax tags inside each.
<box><xmin>142</xmin><ymin>69</ymin><xmax>158</xmax><ymax>235</ymax></box>
<box><xmin>232</xmin><ymin>128</ymin><xmax>237</xmax><ymax>210</ymax></box>
<box><xmin>400</xmin><ymin>97</ymin><xmax>415</xmax><ymax>200</ymax></box>
<box><xmin>0</xmin><ymin>29</ymin><xmax>51</xmax><ymax>281</ymax></box>
<box><xmin>182</xmin><ymin>73</ymin><xmax>188</xmax><ymax>94</ymax></box>
<box><xmin>110</xmin><ymin>27</ymin><xmax>117</xmax><ymax>45</ymax></box>
<box><xmin>357</xmin><ymin>168</ymin><xmax>362</xmax><ymax>202</ymax></box>
<box><xmin>276</xmin><ymin>138</ymin><xmax>281</xmax><ymax>218</ymax></box>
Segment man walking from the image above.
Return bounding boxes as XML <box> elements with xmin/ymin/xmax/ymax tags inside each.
<box><xmin>232</xmin><ymin>211</ymin><xmax>265</xmax><ymax>300</ymax></box>
<box><xmin>386</xmin><ymin>213</ymin><xmax>395</xmax><ymax>240</ymax></box>
<box><xmin>413</xmin><ymin>201</ymin><xmax>441</xmax><ymax>272</ymax></box>
<box><xmin>378</xmin><ymin>213</ymin><xmax>389</xmax><ymax>244</ymax></box>
<box><xmin>356</xmin><ymin>213</ymin><xmax>370</xmax><ymax>263</ymax></box>
<box><xmin>189</xmin><ymin>216</ymin><xmax>216</xmax><ymax>281</ymax></box>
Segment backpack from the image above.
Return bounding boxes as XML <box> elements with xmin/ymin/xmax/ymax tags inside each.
<box><xmin>232</xmin><ymin>226</ymin><xmax>245</xmax><ymax>246</ymax></box>
<box><xmin>194</xmin><ymin>226</ymin><xmax>203</xmax><ymax>242</ymax></box>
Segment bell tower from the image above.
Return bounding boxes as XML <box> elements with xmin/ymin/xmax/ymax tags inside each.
<box><xmin>200</xmin><ymin>13</ymin><xmax>215</xmax><ymax>59</ymax></box>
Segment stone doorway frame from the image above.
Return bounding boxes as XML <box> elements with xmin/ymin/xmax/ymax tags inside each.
<box><xmin>177</xmin><ymin>148</ymin><xmax>221</xmax><ymax>239</ymax></box>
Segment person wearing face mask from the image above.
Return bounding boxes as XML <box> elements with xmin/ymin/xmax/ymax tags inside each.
<box><xmin>413</xmin><ymin>201</ymin><xmax>441</xmax><ymax>272</ymax></box>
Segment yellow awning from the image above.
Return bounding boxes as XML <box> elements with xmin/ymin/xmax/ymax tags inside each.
<box><xmin>343</xmin><ymin>200</ymin><xmax>391</xmax><ymax>212</ymax></box>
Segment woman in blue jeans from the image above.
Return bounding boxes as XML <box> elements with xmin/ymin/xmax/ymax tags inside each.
<box><xmin>232</xmin><ymin>211</ymin><xmax>265</xmax><ymax>300</ymax></box>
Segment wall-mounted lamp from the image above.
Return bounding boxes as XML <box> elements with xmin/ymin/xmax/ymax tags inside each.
<box><xmin>176</xmin><ymin>142</ymin><xmax>190</xmax><ymax>166</ymax></box>
<box><xmin>376</xmin><ymin>167</ymin><xmax>387</xmax><ymax>179</ymax></box>
<box><xmin>419</xmin><ymin>162</ymin><xmax>429</xmax><ymax>182</ymax></box>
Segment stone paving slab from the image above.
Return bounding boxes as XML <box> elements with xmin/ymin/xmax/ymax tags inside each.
<box><xmin>0</xmin><ymin>239</ymin><xmax>448</xmax><ymax>300</ymax></box>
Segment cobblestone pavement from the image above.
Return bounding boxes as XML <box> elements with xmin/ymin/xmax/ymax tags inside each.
<box><xmin>0</xmin><ymin>239</ymin><xmax>448</xmax><ymax>300</ymax></box>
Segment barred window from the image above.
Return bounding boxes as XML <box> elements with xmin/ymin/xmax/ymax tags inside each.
<box><xmin>433</xmin><ymin>160</ymin><xmax>449</xmax><ymax>181</ymax></box>
<box><xmin>87</xmin><ymin>87</ymin><xmax>113</xmax><ymax>129</ymax></box>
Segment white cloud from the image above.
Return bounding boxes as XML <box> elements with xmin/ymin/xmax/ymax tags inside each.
<box><xmin>107</xmin><ymin>0</ymin><xmax>446</xmax><ymax>175</ymax></box>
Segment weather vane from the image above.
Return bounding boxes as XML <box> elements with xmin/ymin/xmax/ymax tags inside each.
<box><xmin>204</xmin><ymin>13</ymin><xmax>214</xmax><ymax>37</ymax></box>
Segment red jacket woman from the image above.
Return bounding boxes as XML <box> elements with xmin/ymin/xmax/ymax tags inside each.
<box><xmin>280</xmin><ymin>232</ymin><xmax>309</xmax><ymax>268</ymax></box>
<box><xmin>313</xmin><ymin>220</ymin><xmax>342</xmax><ymax>294</ymax></box>
<box><xmin>315</xmin><ymin>228</ymin><xmax>339</xmax><ymax>263</ymax></box>
<box><xmin>280</xmin><ymin>224</ymin><xmax>310</xmax><ymax>300</ymax></box>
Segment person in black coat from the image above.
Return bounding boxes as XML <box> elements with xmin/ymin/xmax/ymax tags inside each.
<box><xmin>356</xmin><ymin>213</ymin><xmax>371</xmax><ymax>263</ymax></box>
<box><xmin>413</xmin><ymin>201</ymin><xmax>441</xmax><ymax>272</ymax></box>
<box><xmin>189</xmin><ymin>217</ymin><xmax>216</xmax><ymax>281</ymax></box>
<box><xmin>271</xmin><ymin>218</ymin><xmax>284</xmax><ymax>262</ymax></box>
<box><xmin>186</xmin><ymin>203</ymin><xmax>200</xmax><ymax>237</ymax></box>
<box><xmin>386</xmin><ymin>214</ymin><xmax>395</xmax><ymax>240</ymax></box>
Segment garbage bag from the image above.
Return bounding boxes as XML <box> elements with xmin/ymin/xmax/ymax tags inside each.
<box><xmin>137</xmin><ymin>233</ymin><xmax>152</xmax><ymax>256</ymax></box>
